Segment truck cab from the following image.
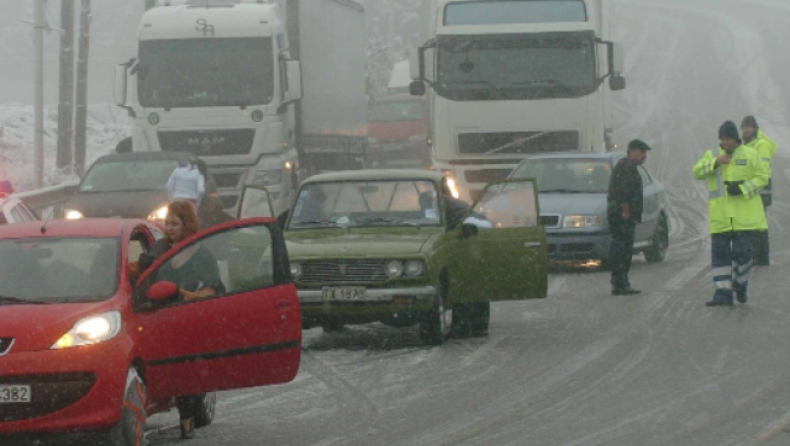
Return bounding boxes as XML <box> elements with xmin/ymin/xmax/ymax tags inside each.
<box><xmin>410</xmin><ymin>0</ymin><xmax>625</xmax><ymax>202</ymax></box>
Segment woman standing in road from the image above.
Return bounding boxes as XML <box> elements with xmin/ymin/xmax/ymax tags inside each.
<box><xmin>167</xmin><ymin>158</ymin><xmax>206</xmax><ymax>212</ymax></box>
<box><xmin>131</xmin><ymin>200</ymin><xmax>220</xmax><ymax>439</ymax></box>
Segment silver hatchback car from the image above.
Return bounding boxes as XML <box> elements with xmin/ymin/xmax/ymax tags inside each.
<box><xmin>508</xmin><ymin>152</ymin><xmax>668</xmax><ymax>267</ymax></box>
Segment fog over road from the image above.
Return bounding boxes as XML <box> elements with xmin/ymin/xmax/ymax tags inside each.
<box><xmin>146</xmin><ymin>1</ymin><xmax>790</xmax><ymax>444</ymax></box>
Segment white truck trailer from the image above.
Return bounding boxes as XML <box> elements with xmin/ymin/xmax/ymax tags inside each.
<box><xmin>410</xmin><ymin>0</ymin><xmax>625</xmax><ymax>201</ymax></box>
<box><xmin>116</xmin><ymin>0</ymin><xmax>367</xmax><ymax>215</ymax></box>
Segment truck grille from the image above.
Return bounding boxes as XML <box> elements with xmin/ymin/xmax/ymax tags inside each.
<box><xmin>458</xmin><ymin>131</ymin><xmax>579</xmax><ymax>155</ymax></box>
<box><xmin>300</xmin><ymin>260</ymin><xmax>389</xmax><ymax>284</ymax></box>
<box><xmin>213</xmin><ymin>173</ymin><xmax>244</xmax><ymax>188</ymax></box>
<box><xmin>158</xmin><ymin>129</ymin><xmax>255</xmax><ymax>156</ymax></box>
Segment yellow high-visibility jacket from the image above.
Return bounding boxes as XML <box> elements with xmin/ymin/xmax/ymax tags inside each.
<box><xmin>745</xmin><ymin>130</ymin><xmax>777</xmax><ymax>178</ymax></box>
<box><xmin>693</xmin><ymin>144</ymin><xmax>769</xmax><ymax>234</ymax></box>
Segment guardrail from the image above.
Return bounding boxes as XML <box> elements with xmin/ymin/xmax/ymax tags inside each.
<box><xmin>17</xmin><ymin>182</ymin><xmax>79</xmax><ymax>220</ymax></box>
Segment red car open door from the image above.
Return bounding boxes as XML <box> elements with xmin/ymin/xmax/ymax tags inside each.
<box><xmin>135</xmin><ymin>219</ymin><xmax>301</xmax><ymax>400</ymax></box>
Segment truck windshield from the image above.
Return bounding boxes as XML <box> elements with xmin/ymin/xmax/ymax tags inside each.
<box><xmin>436</xmin><ymin>32</ymin><xmax>597</xmax><ymax>101</ymax></box>
<box><xmin>444</xmin><ymin>0</ymin><xmax>587</xmax><ymax>25</ymax></box>
<box><xmin>512</xmin><ymin>158</ymin><xmax>612</xmax><ymax>193</ymax></box>
<box><xmin>369</xmin><ymin>101</ymin><xmax>425</xmax><ymax>123</ymax></box>
<box><xmin>137</xmin><ymin>38</ymin><xmax>274</xmax><ymax>108</ymax></box>
<box><xmin>289</xmin><ymin>180</ymin><xmax>442</xmax><ymax>229</ymax></box>
<box><xmin>0</xmin><ymin>238</ymin><xmax>119</xmax><ymax>304</ymax></box>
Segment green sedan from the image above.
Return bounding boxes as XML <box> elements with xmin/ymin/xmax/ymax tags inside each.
<box><xmin>243</xmin><ymin>169</ymin><xmax>548</xmax><ymax>345</ymax></box>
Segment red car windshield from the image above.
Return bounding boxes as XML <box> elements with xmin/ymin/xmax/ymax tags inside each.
<box><xmin>0</xmin><ymin>237</ymin><xmax>119</xmax><ymax>304</ymax></box>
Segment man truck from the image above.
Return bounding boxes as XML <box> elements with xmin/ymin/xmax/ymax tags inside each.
<box><xmin>115</xmin><ymin>0</ymin><xmax>368</xmax><ymax>215</ymax></box>
<box><xmin>409</xmin><ymin>0</ymin><xmax>625</xmax><ymax>201</ymax></box>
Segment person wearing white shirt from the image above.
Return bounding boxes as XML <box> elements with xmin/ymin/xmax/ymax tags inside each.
<box><xmin>166</xmin><ymin>160</ymin><xmax>206</xmax><ymax>210</ymax></box>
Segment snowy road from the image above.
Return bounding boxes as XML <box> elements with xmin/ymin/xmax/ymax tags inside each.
<box><xmin>144</xmin><ymin>1</ymin><xmax>790</xmax><ymax>444</ymax></box>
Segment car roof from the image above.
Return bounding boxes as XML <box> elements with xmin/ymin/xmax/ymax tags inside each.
<box><xmin>0</xmin><ymin>218</ymin><xmax>147</xmax><ymax>239</ymax></box>
<box><xmin>302</xmin><ymin>169</ymin><xmax>445</xmax><ymax>185</ymax></box>
<box><xmin>93</xmin><ymin>151</ymin><xmax>195</xmax><ymax>164</ymax></box>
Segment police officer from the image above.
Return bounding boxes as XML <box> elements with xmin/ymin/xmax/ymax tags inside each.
<box><xmin>693</xmin><ymin>121</ymin><xmax>769</xmax><ymax>306</ymax></box>
<box><xmin>607</xmin><ymin>139</ymin><xmax>650</xmax><ymax>296</ymax></box>
<box><xmin>741</xmin><ymin>116</ymin><xmax>777</xmax><ymax>265</ymax></box>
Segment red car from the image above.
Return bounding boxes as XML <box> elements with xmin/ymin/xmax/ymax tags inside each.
<box><xmin>0</xmin><ymin>218</ymin><xmax>301</xmax><ymax>444</ymax></box>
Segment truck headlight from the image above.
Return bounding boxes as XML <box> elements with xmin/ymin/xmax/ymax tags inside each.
<box><xmin>251</xmin><ymin>169</ymin><xmax>283</xmax><ymax>187</ymax></box>
<box><xmin>65</xmin><ymin>210</ymin><xmax>84</xmax><ymax>220</ymax></box>
<box><xmin>52</xmin><ymin>312</ymin><xmax>122</xmax><ymax>349</ymax></box>
<box><xmin>148</xmin><ymin>205</ymin><xmax>168</xmax><ymax>222</ymax></box>
<box><xmin>563</xmin><ymin>215</ymin><xmax>603</xmax><ymax>228</ymax></box>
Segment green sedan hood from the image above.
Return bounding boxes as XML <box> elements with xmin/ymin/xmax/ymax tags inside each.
<box><xmin>285</xmin><ymin>228</ymin><xmax>441</xmax><ymax>259</ymax></box>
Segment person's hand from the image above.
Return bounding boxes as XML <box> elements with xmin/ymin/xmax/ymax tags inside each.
<box><xmin>726</xmin><ymin>182</ymin><xmax>743</xmax><ymax>196</ymax></box>
<box><xmin>715</xmin><ymin>154</ymin><xmax>731</xmax><ymax>167</ymax></box>
<box><xmin>622</xmin><ymin>204</ymin><xmax>632</xmax><ymax>220</ymax></box>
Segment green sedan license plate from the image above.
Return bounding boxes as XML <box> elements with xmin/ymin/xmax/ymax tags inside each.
<box><xmin>0</xmin><ymin>385</ymin><xmax>31</xmax><ymax>404</ymax></box>
<box><xmin>322</xmin><ymin>287</ymin><xmax>366</xmax><ymax>301</ymax></box>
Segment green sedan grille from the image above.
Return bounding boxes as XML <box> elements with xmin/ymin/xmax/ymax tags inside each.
<box><xmin>300</xmin><ymin>260</ymin><xmax>389</xmax><ymax>284</ymax></box>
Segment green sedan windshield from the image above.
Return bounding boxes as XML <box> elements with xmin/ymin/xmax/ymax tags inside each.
<box><xmin>289</xmin><ymin>180</ymin><xmax>442</xmax><ymax>229</ymax></box>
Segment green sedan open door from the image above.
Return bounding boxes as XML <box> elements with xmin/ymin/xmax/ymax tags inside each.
<box><xmin>447</xmin><ymin>179</ymin><xmax>547</xmax><ymax>303</ymax></box>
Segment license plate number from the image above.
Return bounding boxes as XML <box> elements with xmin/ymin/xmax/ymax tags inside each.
<box><xmin>322</xmin><ymin>287</ymin><xmax>366</xmax><ymax>301</ymax></box>
<box><xmin>0</xmin><ymin>385</ymin><xmax>31</xmax><ymax>403</ymax></box>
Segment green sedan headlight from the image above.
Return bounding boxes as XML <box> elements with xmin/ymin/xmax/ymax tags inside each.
<box><xmin>385</xmin><ymin>260</ymin><xmax>404</xmax><ymax>278</ymax></box>
<box><xmin>290</xmin><ymin>262</ymin><xmax>302</xmax><ymax>279</ymax></box>
<box><xmin>404</xmin><ymin>260</ymin><xmax>425</xmax><ymax>277</ymax></box>
<box><xmin>563</xmin><ymin>215</ymin><xmax>603</xmax><ymax>228</ymax></box>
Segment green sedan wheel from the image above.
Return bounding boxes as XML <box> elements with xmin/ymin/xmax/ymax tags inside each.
<box><xmin>420</xmin><ymin>279</ymin><xmax>451</xmax><ymax>346</ymax></box>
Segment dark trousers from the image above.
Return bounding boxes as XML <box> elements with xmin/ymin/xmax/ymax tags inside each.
<box><xmin>177</xmin><ymin>394</ymin><xmax>205</xmax><ymax>420</ymax></box>
<box><xmin>754</xmin><ymin>195</ymin><xmax>770</xmax><ymax>264</ymax></box>
<box><xmin>711</xmin><ymin>231</ymin><xmax>754</xmax><ymax>304</ymax></box>
<box><xmin>609</xmin><ymin>217</ymin><xmax>636</xmax><ymax>290</ymax></box>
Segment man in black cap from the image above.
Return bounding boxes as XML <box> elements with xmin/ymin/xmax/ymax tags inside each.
<box><xmin>693</xmin><ymin>121</ymin><xmax>769</xmax><ymax>306</ymax></box>
<box><xmin>607</xmin><ymin>139</ymin><xmax>651</xmax><ymax>295</ymax></box>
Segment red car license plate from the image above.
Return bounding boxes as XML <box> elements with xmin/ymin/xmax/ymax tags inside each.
<box><xmin>0</xmin><ymin>385</ymin><xmax>31</xmax><ymax>404</ymax></box>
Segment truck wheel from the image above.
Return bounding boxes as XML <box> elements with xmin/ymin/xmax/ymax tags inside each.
<box><xmin>100</xmin><ymin>368</ymin><xmax>147</xmax><ymax>446</ymax></box>
<box><xmin>194</xmin><ymin>392</ymin><xmax>217</xmax><ymax>429</ymax></box>
<box><xmin>645</xmin><ymin>215</ymin><xmax>669</xmax><ymax>263</ymax></box>
<box><xmin>420</xmin><ymin>279</ymin><xmax>451</xmax><ymax>346</ymax></box>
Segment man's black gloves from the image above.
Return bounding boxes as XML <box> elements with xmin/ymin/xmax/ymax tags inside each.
<box><xmin>725</xmin><ymin>181</ymin><xmax>744</xmax><ymax>196</ymax></box>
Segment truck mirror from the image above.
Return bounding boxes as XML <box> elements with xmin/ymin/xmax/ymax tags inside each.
<box><xmin>410</xmin><ymin>80</ymin><xmax>426</xmax><ymax>97</ymax></box>
<box><xmin>609</xmin><ymin>75</ymin><xmax>626</xmax><ymax>91</ymax></box>
<box><xmin>114</xmin><ymin>64</ymin><xmax>127</xmax><ymax>106</ymax></box>
<box><xmin>286</xmin><ymin>60</ymin><xmax>302</xmax><ymax>102</ymax></box>
<box><xmin>409</xmin><ymin>48</ymin><xmax>421</xmax><ymax>80</ymax></box>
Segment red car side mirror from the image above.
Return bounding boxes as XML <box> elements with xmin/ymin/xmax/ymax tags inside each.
<box><xmin>147</xmin><ymin>281</ymin><xmax>178</xmax><ymax>301</ymax></box>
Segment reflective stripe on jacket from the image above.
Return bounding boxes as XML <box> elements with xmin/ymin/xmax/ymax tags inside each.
<box><xmin>692</xmin><ymin>144</ymin><xmax>768</xmax><ymax>234</ymax></box>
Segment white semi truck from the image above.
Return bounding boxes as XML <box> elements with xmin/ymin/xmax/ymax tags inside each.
<box><xmin>410</xmin><ymin>0</ymin><xmax>625</xmax><ymax>201</ymax></box>
<box><xmin>116</xmin><ymin>0</ymin><xmax>367</xmax><ymax>215</ymax></box>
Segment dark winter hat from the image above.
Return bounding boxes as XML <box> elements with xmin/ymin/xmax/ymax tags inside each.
<box><xmin>741</xmin><ymin>115</ymin><xmax>759</xmax><ymax>129</ymax></box>
<box><xmin>628</xmin><ymin>139</ymin><xmax>651</xmax><ymax>152</ymax></box>
<box><xmin>718</xmin><ymin>121</ymin><xmax>741</xmax><ymax>141</ymax></box>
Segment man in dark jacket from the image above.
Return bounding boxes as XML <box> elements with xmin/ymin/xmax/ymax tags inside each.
<box><xmin>608</xmin><ymin>139</ymin><xmax>651</xmax><ymax>295</ymax></box>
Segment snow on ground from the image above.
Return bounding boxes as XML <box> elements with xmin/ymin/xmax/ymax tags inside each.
<box><xmin>0</xmin><ymin>103</ymin><xmax>130</xmax><ymax>192</ymax></box>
